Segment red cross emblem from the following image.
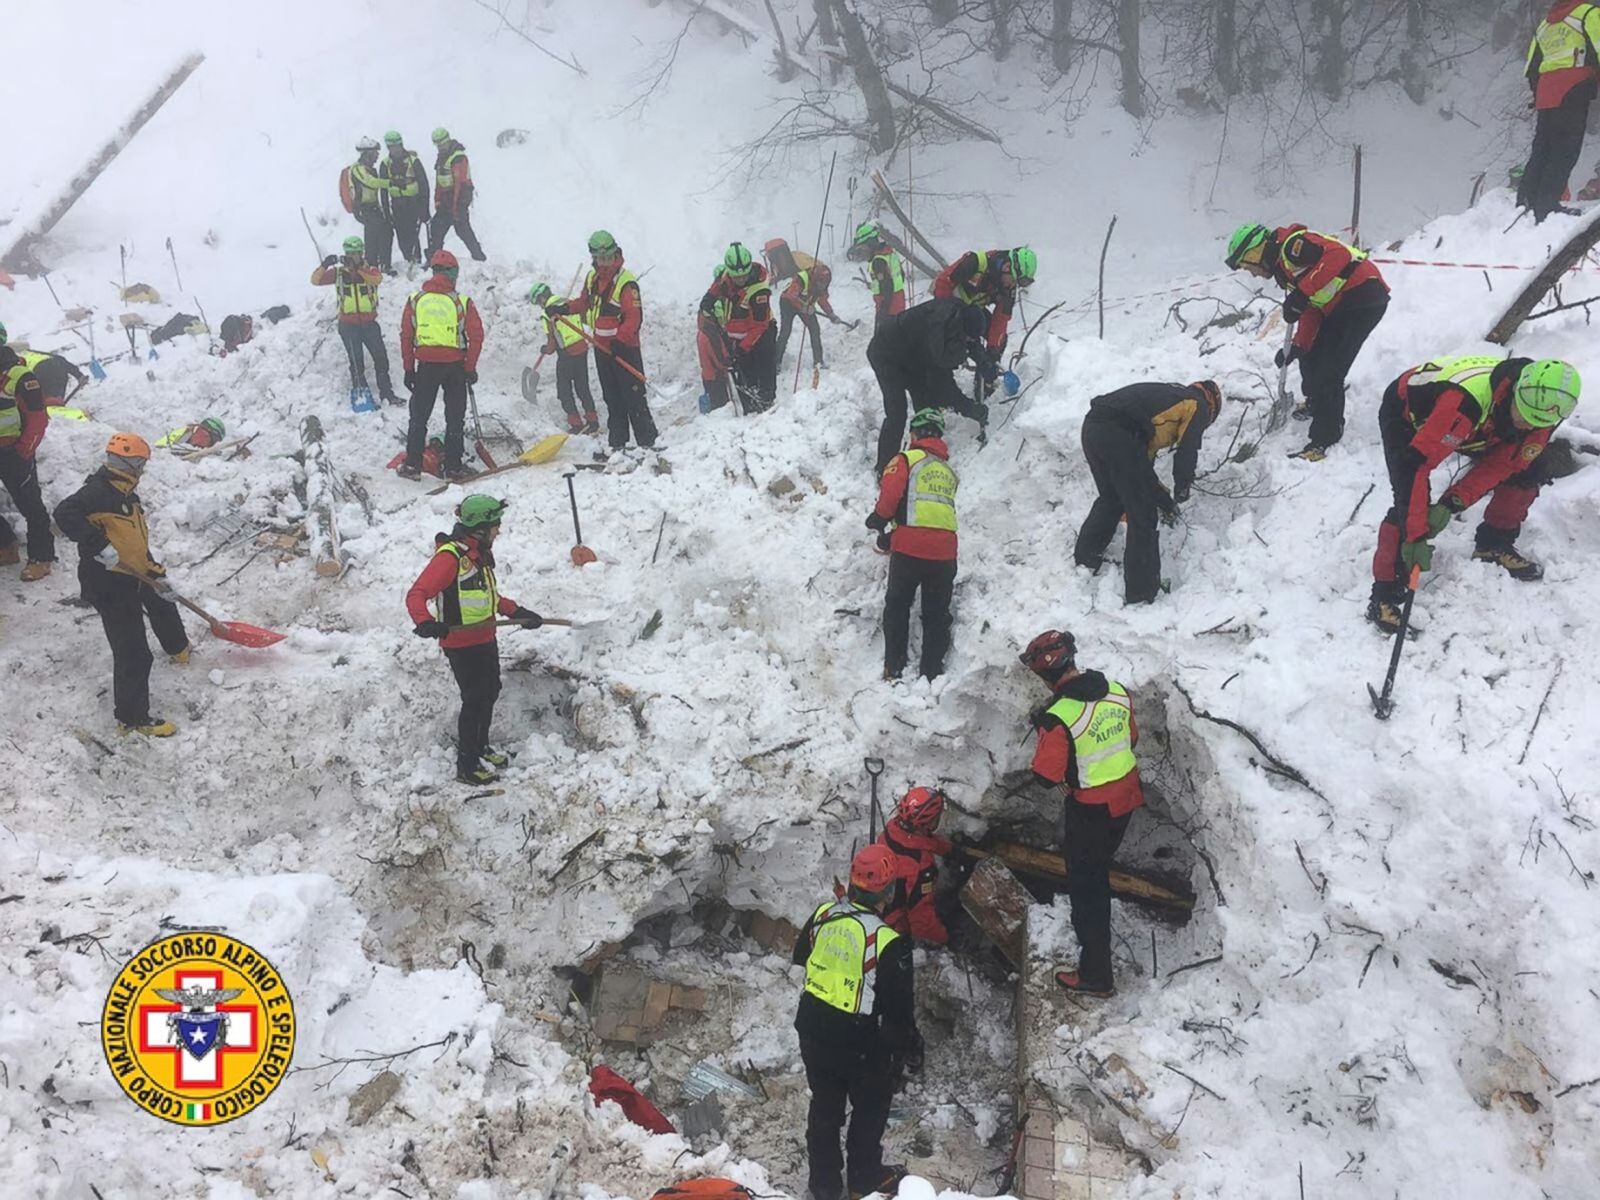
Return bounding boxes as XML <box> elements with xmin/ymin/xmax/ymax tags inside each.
<box><xmin>137</xmin><ymin>969</ymin><xmax>259</xmax><ymax>1091</ymax></box>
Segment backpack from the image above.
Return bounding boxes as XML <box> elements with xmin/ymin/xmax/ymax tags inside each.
<box><xmin>649</xmin><ymin>1181</ymin><xmax>755</xmax><ymax>1200</ymax></box>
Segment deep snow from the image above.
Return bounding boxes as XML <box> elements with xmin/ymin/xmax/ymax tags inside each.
<box><xmin>3</xmin><ymin>3</ymin><xmax>1599</xmax><ymax>1198</ymax></box>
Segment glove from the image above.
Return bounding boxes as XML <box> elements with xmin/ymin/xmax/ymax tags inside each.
<box><xmin>413</xmin><ymin>620</ymin><xmax>449</xmax><ymax>639</ymax></box>
<box><xmin>465</xmin><ymin>369</ymin><xmax>478</xmax><ymax>386</ymax></box>
<box><xmin>403</xmin><ymin>370</ymin><xmax>416</xmax><ymax>390</ymax></box>
<box><xmin>1400</xmin><ymin>539</ymin><xmax>1433</xmax><ymax>572</ymax></box>
<box><xmin>976</xmin><ymin>355</ymin><xmax>1000</xmax><ymax>384</ymax></box>
<box><xmin>875</xmin><ymin>531</ymin><xmax>892</xmax><ymax>553</ymax></box>
<box><xmin>1282</xmin><ymin>291</ymin><xmax>1309</xmax><ymax>322</ymax></box>
<box><xmin>1001</xmin><ymin>369</ymin><xmax>1021</xmax><ymax>398</ymax></box>
<box><xmin>321</xmin><ymin>255</ymin><xmax>338</xmax><ymax>269</ymax></box>
<box><xmin>1425</xmin><ymin>503</ymin><xmax>1454</xmax><ymax>536</ymax></box>
<box><xmin>1274</xmin><ymin>344</ymin><xmax>1299</xmax><ymax>369</ymax></box>
<box><xmin>1173</xmin><ymin>484</ymin><xmax>1191</xmax><ymax>504</ymax></box>
<box><xmin>1160</xmin><ymin>507</ymin><xmax>1179</xmax><ymax>528</ymax></box>
<box><xmin>865</xmin><ymin>512</ymin><xmax>890</xmax><ymax>533</ymax></box>
<box><xmin>510</xmin><ymin>606</ymin><xmax>542</xmax><ymax>628</ymax></box>
<box><xmin>95</xmin><ymin>545</ymin><xmax>120</xmax><ymax>568</ymax></box>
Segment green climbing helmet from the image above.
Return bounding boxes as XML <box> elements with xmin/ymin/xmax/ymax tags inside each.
<box><xmin>1513</xmin><ymin>359</ymin><xmax>1580</xmax><ymax>427</ymax></box>
<box><xmin>588</xmin><ymin>229</ymin><xmax>619</xmax><ymax>255</ymax></box>
<box><xmin>458</xmin><ymin>494</ymin><xmax>507</xmax><ymax>528</ymax></box>
<box><xmin>529</xmin><ymin>282</ymin><xmax>553</xmax><ymax>307</ymax></box>
<box><xmin>1225</xmin><ymin>222</ymin><xmax>1271</xmax><ymax>269</ymax></box>
<box><xmin>199</xmin><ymin>417</ymin><xmax>226</xmax><ymax>442</ymax></box>
<box><xmin>909</xmin><ymin>407</ymin><xmax>946</xmax><ymax>435</ymax></box>
<box><xmin>0</xmin><ymin>320</ymin><xmax>7</xmax><ymax>346</ymax></box>
<box><xmin>383</xmin><ymin>130</ymin><xmax>403</xmax><ymax>145</ymax></box>
<box><xmin>342</xmin><ymin>235</ymin><xmax>364</xmax><ymax>254</ymax></box>
<box><xmin>431</xmin><ymin>126</ymin><xmax>450</xmax><ymax>144</ymax></box>
<box><xmin>724</xmin><ymin>241</ymin><xmax>754</xmax><ymax>275</ymax></box>
<box><xmin>853</xmin><ymin>220</ymin><xmax>883</xmax><ymax>247</ymax></box>
<box><xmin>1009</xmin><ymin>246</ymin><xmax>1037</xmax><ymax>287</ymax></box>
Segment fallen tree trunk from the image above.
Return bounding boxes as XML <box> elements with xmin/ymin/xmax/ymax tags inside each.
<box><xmin>299</xmin><ymin>415</ymin><xmax>348</xmax><ymax>578</ymax></box>
<box><xmin>871</xmin><ymin>169</ymin><xmax>949</xmax><ymax>270</ymax></box>
<box><xmin>1486</xmin><ymin>209</ymin><xmax>1600</xmax><ymax>344</ymax></box>
<box><xmin>2</xmin><ymin>53</ymin><xmax>204</xmax><ymax>273</ymax></box>
<box><xmin>955</xmin><ymin>840</ymin><xmax>1196</xmax><ymax>915</ymax></box>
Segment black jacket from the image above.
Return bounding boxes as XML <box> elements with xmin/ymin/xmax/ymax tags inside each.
<box><xmin>54</xmin><ymin>467</ymin><xmax>163</xmax><ymax>604</ymax></box>
<box><xmin>791</xmin><ymin>899</ymin><xmax>917</xmax><ymax>1060</ymax></box>
<box><xmin>868</xmin><ymin>297</ymin><xmax>983</xmax><ymax>377</ymax></box>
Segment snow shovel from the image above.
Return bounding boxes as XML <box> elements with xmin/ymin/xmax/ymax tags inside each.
<box><xmin>565</xmin><ymin>471</ymin><xmax>597</xmax><ymax>566</ymax></box>
<box><xmin>113</xmin><ymin>566</ymin><xmax>286</xmax><ymax>648</ymax></box>
<box><xmin>467</xmin><ymin>384</ymin><xmax>498</xmax><ymax>470</ymax></box>
<box><xmin>1267</xmin><ymin>324</ymin><xmax>1295</xmax><ymax>432</ymax></box>
<box><xmin>421</xmin><ymin>434</ymin><xmax>571</xmax><ymax>495</ymax></box>
<box><xmin>1368</xmin><ymin>564</ymin><xmax>1421</xmax><ymax>720</ymax></box>
<box><xmin>87</xmin><ymin>323</ymin><xmax>107</xmax><ymax>381</ymax></box>
<box><xmin>521</xmin><ymin>351</ymin><xmax>548</xmax><ymax>402</ymax></box>
<box><xmin>864</xmin><ymin>756</ymin><xmax>885</xmax><ymax>840</ymax></box>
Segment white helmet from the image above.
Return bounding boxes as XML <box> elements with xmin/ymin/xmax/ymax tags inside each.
<box><xmin>356</xmin><ymin>136</ymin><xmax>380</xmax><ymax>152</ymax></box>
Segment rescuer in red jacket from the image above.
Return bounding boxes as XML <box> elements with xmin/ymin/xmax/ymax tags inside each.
<box><xmin>1521</xmin><ymin>2</ymin><xmax>1600</xmax><ymax>220</ymax></box>
<box><xmin>1226</xmin><ymin>222</ymin><xmax>1389</xmax><ymax>460</ymax></box>
<box><xmin>405</xmin><ymin>495</ymin><xmax>541</xmax><ymax>785</ymax></box>
<box><xmin>398</xmin><ymin>250</ymin><xmax>485</xmax><ymax>481</ymax></box>
<box><xmin>931</xmin><ymin>246</ymin><xmax>1036</xmax><ymax>357</ymax></box>
<box><xmin>878</xmin><ymin>786</ymin><xmax>954</xmax><ymax>946</ymax></box>
<box><xmin>1366</xmin><ymin>356</ymin><xmax>1580</xmax><ymax>633</ymax></box>
<box><xmin>699</xmin><ymin>243</ymin><xmax>778</xmax><ymax>414</ymax></box>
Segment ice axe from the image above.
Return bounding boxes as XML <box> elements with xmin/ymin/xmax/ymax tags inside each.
<box><xmin>864</xmin><ymin>756</ymin><xmax>886</xmax><ymax>840</ymax></box>
<box><xmin>565</xmin><ymin>471</ymin><xmax>597</xmax><ymax>566</ymax></box>
<box><xmin>112</xmin><ymin>565</ymin><xmax>286</xmax><ymax>648</ymax></box>
<box><xmin>1367</xmin><ymin>564</ymin><xmax>1421</xmax><ymax>720</ymax></box>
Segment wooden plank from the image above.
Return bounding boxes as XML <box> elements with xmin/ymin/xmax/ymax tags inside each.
<box><xmin>957</xmin><ymin>841</ymin><xmax>1195</xmax><ymax>914</ymax></box>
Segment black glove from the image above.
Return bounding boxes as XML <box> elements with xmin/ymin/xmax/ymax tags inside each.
<box><xmin>413</xmin><ymin>620</ymin><xmax>448</xmax><ymax>639</ymax></box>
<box><xmin>976</xmin><ymin>354</ymin><xmax>1000</xmax><ymax>384</ymax></box>
<box><xmin>321</xmin><ymin>254</ymin><xmax>338</xmax><ymax>269</ymax></box>
<box><xmin>1160</xmin><ymin>507</ymin><xmax>1179</xmax><ymax>528</ymax></box>
<box><xmin>510</xmin><ymin>606</ymin><xmax>542</xmax><ymax>628</ymax></box>
<box><xmin>875</xmin><ymin>531</ymin><xmax>892</xmax><ymax>553</ymax></box>
<box><xmin>865</xmin><ymin>512</ymin><xmax>890</xmax><ymax>533</ymax></box>
<box><xmin>465</xmin><ymin>369</ymin><xmax>479</xmax><ymax>385</ymax></box>
<box><xmin>1281</xmin><ymin>291</ymin><xmax>1308</xmax><ymax>323</ymax></box>
<box><xmin>1274</xmin><ymin>344</ymin><xmax>1299</xmax><ymax>369</ymax></box>
<box><xmin>403</xmin><ymin>369</ymin><xmax>416</xmax><ymax>390</ymax></box>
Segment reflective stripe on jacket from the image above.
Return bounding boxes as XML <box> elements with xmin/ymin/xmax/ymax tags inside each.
<box><xmin>1045</xmin><ymin>681</ymin><xmax>1137</xmax><ymax>789</ymax></box>
<box><xmin>431</xmin><ymin>540</ymin><xmax>499</xmax><ymax>628</ymax></box>
<box><xmin>801</xmin><ymin>900</ymin><xmax>900</xmax><ymax>1015</ymax></box>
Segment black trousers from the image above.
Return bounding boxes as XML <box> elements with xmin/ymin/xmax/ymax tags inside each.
<box><xmin>1063</xmin><ymin>796</ymin><xmax>1132</xmax><ymax>988</ymax></box>
<box><xmin>358</xmin><ymin>208</ymin><xmax>393</xmax><ymax>272</ymax></box>
<box><xmin>777</xmin><ymin>296</ymin><xmax>824</xmax><ymax>366</ymax></box>
<box><xmin>800</xmin><ymin>1037</ymin><xmax>895</xmax><ymax>1200</ymax></box>
<box><xmin>0</xmin><ymin>447</ymin><xmax>54</xmax><ymax>562</ymax></box>
<box><xmin>1523</xmin><ymin>100</ymin><xmax>1590</xmax><ymax>220</ymax></box>
<box><xmin>338</xmin><ymin>322</ymin><xmax>394</xmax><ymax>395</ymax></box>
<box><xmin>390</xmin><ymin>200</ymin><xmax>427</xmax><ymax>264</ymax></box>
<box><xmin>1298</xmin><ymin>291</ymin><xmax>1387</xmax><ymax>448</ymax></box>
<box><xmin>427</xmin><ymin>206</ymin><xmax>486</xmax><ymax>261</ymax></box>
<box><xmin>732</xmin><ymin>326</ymin><xmax>778</xmax><ymax>413</ymax></box>
<box><xmin>555</xmin><ymin>351</ymin><xmax>596</xmax><ymax>422</ymax></box>
<box><xmin>883</xmin><ymin>553</ymin><xmax>956</xmax><ymax>679</ymax></box>
<box><xmin>868</xmin><ymin>345</ymin><xmax>979</xmax><ymax>473</ymax></box>
<box><xmin>1074</xmin><ymin>413</ymin><xmax>1163</xmax><ymax>604</ymax></box>
<box><xmin>95</xmin><ymin>588</ymin><xmax>188</xmax><ymax>725</ymax></box>
<box><xmin>595</xmin><ymin>343</ymin><xmax>658</xmax><ymax>449</ymax></box>
<box><xmin>406</xmin><ymin>361</ymin><xmax>468</xmax><ymax>472</ymax></box>
<box><xmin>444</xmin><ymin>641</ymin><xmax>501</xmax><ymax>771</ymax></box>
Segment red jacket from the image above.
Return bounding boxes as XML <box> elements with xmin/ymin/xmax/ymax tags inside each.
<box><xmin>932</xmin><ymin>250</ymin><xmax>1014</xmax><ymax>353</ymax></box>
<box><xmin>401</xmin><ymin>276</ymin><xmax>484</xmax><ymax>371</ymax></box>
<box><xmin>701</xmin><ymin>266</ymin><xmax>774</xmax><ymax>354</ymax></box>
<box><xmin>1528</xmin><ymin>2</ymin><xmax>1600</xmax><ymax>109</ymax></box>
<box><xmin>404</xmin><ymin>532</ymin><xmax>519</xmax><ymax>649</ymax></box>
<box><xmin>568</xmin><ymin>259</ymin><xmax>643</xmax><ymax>350</ymax></box>
<box><xmin>781</xmin><ymin>267</ymin><xmax>836</xmax><ymax>317</ymax></box>
<box><xmin>875</xmin><ymin>436</ymin><xmax>958</xmax><ymax>561</ymax></box>
<box><xmin>870</xmin><ymin>251</ymin><xmax>907</xmax><ymax>325</ymax></box>
<box><xmin>1271</xmin><ymin>225</ymin><xmax>1388</xmax><ymax>353</ymax></box>
<box><xmin>310</xmin><ymin>261</ymin><xmax>383</xmax><ymax>326</ymax></box>
<box><xmin>433</xmin><ymin>141</ymin><xmax>474</xmax><ymax>214</ymax></box>
<box><xmin>879</xmin><ymin>816</ymin><xmax>952</xmax><ymax>945</ymax></box>
<box><xmin>1030</xmin><ymin>671</ymin><xmax>1144</xmax><ymax>819</ymax></box>
<box><xmin>0</xmin><ymin>368</ymin><xmax>47</xmax><ymax>458</ymax></box>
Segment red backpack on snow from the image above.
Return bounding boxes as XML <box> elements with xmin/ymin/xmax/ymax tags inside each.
<box><xmin>650</xmin><ymin>1181</ymin><xmax>756</xmax><ymax>1200</ymax></box>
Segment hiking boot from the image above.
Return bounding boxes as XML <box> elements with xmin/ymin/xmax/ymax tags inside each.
<box><xmin>0</xmin><ymin>544</ymin><xmax>19</xmax><ymax>567</ymax></box>
<box><xmin>396</xmin><ymin>463</ymin><xmax>423</xmax><ymax>481</ymax></box>
<box><xmin>457</xmin><ymin>763</ymin><xmax>499</xmax><ymax>785</ymax></box>
<box><xmin>20</xmin><ymin>560</ymin><xmax>52</xmax><ymax>582</ymax></box>
<box><xmin>170</xmin><ymin>646</ymin><xmax>191</xmax><ymax>665</ymax></box>
<box><xmin>1287</xmin><ymin>442</ymin><xmax>1328</xmax><ymax>462</ymax></box>
<box><xmin>121</xmin><ymin>718</ymin><xmax>178</xmax><ymax>738</ymax></box>
<box><xmin>444</xmin><ymin>464</ymin><xmax>474</xmax><ymax>482</ymax></box>
<box><xmin>381</xmin><ymin>390</ymin><xmax>403</xmax><ymax>406</ymax></box>
<box><xmin>1473</xmin><ymin>543</ymin><xmax>1543</xmax><ymax>581</ymax></box>
<box><xmin>1291</xmin><ymin>401</ymin><xmax>1312</xmax><ymax>421</ymax></box>
<box><xmin>480</xmin><ymin>747</ymin><xmax>513</xmax><ymax>769</ymax></box>
<box><xmin>849</xmin><ymin>1166</ymin><xmax>908</xmax><ymax>1199</ymax></box>
<box><xmin>1055</xmin><ymin>968</ymin><xmax>1114</xmax><ymax>997</ymax></box>
<box><xmin>582</xmin><ymin>414</ymin><xmax>600</xmax><ymax>435</ymax></box>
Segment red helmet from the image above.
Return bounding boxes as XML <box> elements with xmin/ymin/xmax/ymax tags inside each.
<box><xmin>429</xmin><ymin>249</ymin><xmax>459</xmax><ymax>272</ymax></box>
<box><xmin>896</xmin><ymin>786</ymin><xmax>946</xmax><ymax>833</ymax></box>
<box><xmin>849</xmin><ymin>844</ymin><xmax>900</xmax><ymax>895</ymax></box>
<box><xmin>1020</xmin><ymin>629</ymin><xmax>1076</xmax><ymax>677</ymax></box>
<box><xmin>1193</xmin><ymin>379</ymin><xmax>1223</xmax><ymax>424</ymax></box>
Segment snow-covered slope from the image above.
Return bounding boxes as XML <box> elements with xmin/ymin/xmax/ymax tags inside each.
<box><xmin>2</xmin><ymin>3</ymin><xmax>1598</xmax><ymax>1198</ymax></box>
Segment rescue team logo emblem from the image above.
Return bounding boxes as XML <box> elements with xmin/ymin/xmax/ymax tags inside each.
<box><xmin>101</xmin><ymin>932</ymin><xmax>296</xmax><ymax>1126</ymax></box>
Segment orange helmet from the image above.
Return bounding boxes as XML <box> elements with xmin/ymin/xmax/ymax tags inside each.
<box><xmin>849</xmin><ymin>844</ymin><xmax>900</xmax><ymax>896</ymax></box>
<box><xmin>1020</xmin><ymin>629</ymin><xmax>1076</xmax><ymax>677</ymax></box>
<box><xmin>429</xmin><ymin>249</ymin><xmax>459</xmax><ymax>272</ymax></box>
<box><xmin>896</xmin><ymin>786</ymin><xmax>947</xmax><ymax>833</ymax></box>
<box><xmin>1193</xmin><ymin>380</ymin><xmax>1223</xmax><ymax>424</ymax></box>
<box><xmin>106</xmin><ymin>432</ymin><xmax>152</xmax><ymax>460</ymax></box>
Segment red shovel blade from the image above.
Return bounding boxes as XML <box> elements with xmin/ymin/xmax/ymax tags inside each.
<box><xmin>209</xmin><ymin>620</ymin><xmax>286</xmax><ymax>648</ymax></box>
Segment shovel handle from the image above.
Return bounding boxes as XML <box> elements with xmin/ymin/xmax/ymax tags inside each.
<box><xmin>566</xmin><ymin>472</ymin><xmax>584</xmax><ymax>544</ymax></box>
<box><xmin>111</xmin><ymin>563</ymin><xmax>220</xmax><ymax>629</ymax></box>
<box><xmin>447</xmin><ymin>617</ymin><xmax>584</xmax><ymax>631</ymax></box>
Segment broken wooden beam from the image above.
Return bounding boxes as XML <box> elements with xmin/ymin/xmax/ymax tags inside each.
<box><xmin>954</xmin><ymin>840</ymin><xmax>1195</xmax><ymax>915</ymax></box>
<box><xmin>1486</xmin><ymin>208</ymin><xmax>1600</xmax><ymax>344</ymax></box>
<box><xmin>960</xmin><ymin>857</ymin><xmax>1030</xmax><ymax>967</ymax></box>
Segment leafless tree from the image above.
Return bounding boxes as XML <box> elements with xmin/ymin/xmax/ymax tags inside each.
<box><xmin>832</xmin><ymin>0</ymin><xmax>898</xmax><ymax>151</ymax></box>
<box><xmin>1119</xmin><ymin>0</ymin><xmax>1144</xmax><ymax>117</ymax></box>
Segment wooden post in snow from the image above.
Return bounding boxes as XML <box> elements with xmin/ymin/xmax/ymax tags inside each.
<box><xmin>1485</xmin><ymin>210</ymin><xmax>1600</xmax><ymax>345</ymax></box>
<box><xmin>1349</xmin><ymin>144</ymin><xmax>1363</xmax><ymax>246</ymax></box>
<box><xmin>2</xmin><ymin>53</ymin><xmax>204</xmax><ymax>273</ymax></box>
<box><xmin>299</xmin><ymin>415</ymin><xmax>348</xmax><ymax>578</ymax></box>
